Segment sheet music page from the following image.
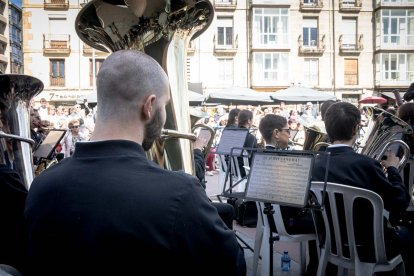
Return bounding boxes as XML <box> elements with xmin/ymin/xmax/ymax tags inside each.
<box><xmin>216</xmin><ymin>129</ymin><xmax>248</xmax><ymax>156</ymax></box>
<box><xmin>34</xmin><ymin>130</ymin><xmax>66</xmax><ymax>159</ymax></box>
<box><xmin>245</xmin><ymin>153</ymin><xmax>313</xmax><ymax>207</ymax></box>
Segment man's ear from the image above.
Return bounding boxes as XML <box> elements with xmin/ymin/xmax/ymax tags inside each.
<box><xmin>142</xmin><ymin>95</ymin><xmax>156</xmax><ymax>121</ymax></box>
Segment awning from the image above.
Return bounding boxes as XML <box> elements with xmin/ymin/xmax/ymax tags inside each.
<box><xmin>381</xmin><ymin>92</ymin><xmax>405</xmax><ymax>100</ymax></box>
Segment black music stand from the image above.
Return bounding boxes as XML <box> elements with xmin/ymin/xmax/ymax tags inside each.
<box><xmin>33</xmin><ymin>129</ymin><xmax>66</xmax><ymax>165</ymax></box>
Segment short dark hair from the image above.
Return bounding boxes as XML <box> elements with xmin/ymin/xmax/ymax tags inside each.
<box><xmin>237</xmin><ymin>109</ymin><xmax>253</xmax><ymax>127</ymax></box>
<box><xmin>324</xmin><ymin>102</ymin><xmax>361</xmax><ymax>142</ymax></box>
<box><xmin>259</xmin><ymin>114</ymin><xmax>287</xmax><ymax>143</ymax></box>
<box><xmin>397</xmin><ymin>102</ymin><xmax>414</xmax><ymax>124</ymax></box>
<box><xmin>226</xmin><ymin>108</ymin><xmax>240</xmax><ymax>127</ymax></box>
<box><xmin>320</xmin><ymin>100</ymin><xmax>336</xmax><ymax>121</ymax></box>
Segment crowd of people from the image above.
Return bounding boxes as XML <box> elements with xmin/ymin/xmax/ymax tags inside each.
<box><xmin>0</xmin><ymin>49</ymin><xmax>413</xmax><ymax>276</ymax></box>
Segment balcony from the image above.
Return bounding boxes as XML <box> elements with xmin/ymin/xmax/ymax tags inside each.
<box><xmin>0</xmin><ymin>13</ymin><xmax>6</xmax><ymax>25</ymax></box>
<box><xmin>213</xmin><ymin>34</ymin><xmax>238</xmax><ymax>56</ymax></box>
<box><xmin>44</xmin><ymin>0</ymin><xmax>69</xmax><ymax>10</ymax></box>
<box><xmin>339</xmin><ymin>34</ymin><xmax>363</xmax><ymax>55</ymax></box>
<box><xmin>298</xmin><ymin>34</ymin><xmax>325</xmax><ymax>55</ymax></box>
<box><xmin>300</xmin><ymin>0</ymin><xmax>323</xmax><ymax>12</ymax></box>
<box><xmin>214</xmin><ymin>0</ymin><xmax>237</xmax><ymax>11</ymax></box>
<box><xmin>0</xmin><ymin>54</ymin><xmax>7</xmax><ymax>64</ymax></box>
<box><xmin>376</xmin><ymin>0</ymin><xmax>414</xmax><ymax>8</ymax></box>
<box><xmin>0</xmin><ymin>33</ymin><xmax>8</xmax><ymax>46</ymax></box>
<box><xmin>83</xmin><ymin>43</ymin><xmax>108</xmax><ymax>56</ymax></box>
<box><xmin>50</xmin><ymin>76</ymin><xmax>65</xmax><ymax>87</ymax></box>
<box><xmin>339</xmin><ymin>0</ymin><xmax>362</xmax><ymax>12</ymax></box>
<box><xmin>187</xmin><ymin>41</ymin><xmax>196</xmax><ymax>56</ymax></box>
<box><xmin>43</xmin><ymin>34</ymin><xmax>71</xmax><ymax>55</ymax></box>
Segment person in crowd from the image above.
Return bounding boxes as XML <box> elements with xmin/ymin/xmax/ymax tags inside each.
<box><xmin>30</xmin><ymin>108</ymin><xmax>45</xmax><ymax>152</ymax></box>
<box><xmin>258</xmin><ymin>114</ymin><xmax>318</xmax><ymax>275</ymax></box>
<box><xmin>60</xmin><ymin>119</ymin><xmax>88</xmax><ymax>158</ymax></box>
<box><xmin>225</xmin><ymin>108</ymin><xmax>240</xmax><ymax>129</ymax></box>
<box><xmin>312</xmin><ymin>102</ymin><xmax>412</xmax><ymax>274</ymax></box>
<box><xmin>237</xmin><ymin>109</ymin><xmax>258</xmax><ymax>178</ymax></box>
<box><xmin>46</xmin><ymin>105</ymin><xmax>59</xmax><ymax>128</ymax></box>
<box><xmin>25</xmin><ymin>50</ymin><xmax>246</xmax><ymax>276</ymax></box>
<box><xmin>37</xmin><ymin>98</ymin><xmax>48</xmax><ymax>120</ymax></box>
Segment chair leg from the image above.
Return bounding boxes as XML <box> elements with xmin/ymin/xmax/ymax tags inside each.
<box><xmin>395</xmin><ymin>261</ymin><xmax>406</xmax><ymax>276</ymax></box>
<box><xmin>316</xmin><ymin>249</ymin><xmax>328</xmax><ymax>276</ymax></box>
<box><xmin>260</xmin><ymin>230</ymin><xmax>271</xmax><ymax>276</ymax></box>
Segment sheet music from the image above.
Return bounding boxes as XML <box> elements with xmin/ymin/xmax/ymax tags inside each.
<box><xmin>34</xmin><ymin>130</ymin><xmax>66</xmax><ymax>159</ymax></box>
<box><xmin>216</xmin><ymin>129</ymin><xmax>248</xmax><ymax>156</ymax></box>
<box><xmin>245</xmin><ymin>153</ymin><xmax>313</xmax><ymax>207</ymax></box>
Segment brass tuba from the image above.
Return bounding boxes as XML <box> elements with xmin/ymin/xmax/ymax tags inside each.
<box><xmin>75</xmin><ymin>0</ymin><xmax>214</xmax><ymax>174</ymax></box>
<box><xmin>302</xmin><ymin>125</ymin><xmax>330</xmax><ymax>151</ymax></box>
<box><xmin>357</xmin><ymin>106</ymin><xmax>413</xmax><ymax>171</ymax></box>
<box><xmin>0</xmin><ymin>74</ymin><xmax>44</xmax><ymax>189</ymax></box>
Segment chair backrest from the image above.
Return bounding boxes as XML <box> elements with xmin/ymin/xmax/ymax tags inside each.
<box><xmin>311</xmin><ymin>181</ymin><xmax>388</xmax><ymax>264</ymax></box>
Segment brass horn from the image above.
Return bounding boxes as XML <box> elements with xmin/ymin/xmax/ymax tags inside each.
<box><xmin>0</xmin><ymin>74</ymin><xmax>44</xmax><ymax>189</ymax></box>
<box><xmin>302</xmin><ymin>125</ymin><xmax>330</xmax><ymax>151</ymax></box>
<box><xmin>357</xmin><ymin>106</ymin><xmax>413</xmax><ymax>172</ymax></box>
<box><xmin>75</xmin><ymin>0</ymin><xmax>214</xmax><ymax>174</ymax></box>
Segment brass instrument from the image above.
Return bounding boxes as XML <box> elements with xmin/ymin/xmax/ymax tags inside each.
<box><xmin>75</xmin><ymin>0</ymin><xmax>214</xmax><ymax>174</ymax></box>
<box><xmin>357</xmin><ymin>106</ymin><xmax>413</xmax><ymax>171</ymax></box>
<box><xmin>302</xmin><ymin>125</ymin><xmax>330</xmax><ymax>151</ymax></box>
<box><xmin>0</xmin><ymin>74</ymin><xmax>44</xmax><ymax>189</ymax></box>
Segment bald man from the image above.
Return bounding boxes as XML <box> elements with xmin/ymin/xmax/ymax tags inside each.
<box><xmin>25</xmin><ymin>51</ymin><xmax>246</xmax><ymax>276</ymax></box>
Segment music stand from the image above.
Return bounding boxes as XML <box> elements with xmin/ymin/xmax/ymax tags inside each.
<box><xmin>33</xmin><ymin>129</ymin><xmax>66</xmax><ymax>160</ymax></box>
<box><xmin>242</xmin><ymin>149</ymin><xmax>330</xmax><ymax>276</ymax></box>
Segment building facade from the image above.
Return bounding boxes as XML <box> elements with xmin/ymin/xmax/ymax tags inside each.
<box><xmin>22</xmin><ymin>0</ymin><xmax>414</xmax><ymax>104</ymax></box>
<box><xmin>189</xmin><ymin>0</ymin><xmax>376</xmax><ymax>103</ymax></box>
<box><xmin>9</xmin><ymin>1</ymin><xmax>23</xmax><ymax>73</ymax></box>
<box><xmin>0</xmin><ymin>0</ymin><xmax>10</xmax><ymax>73</ymax></box>
<box><xmin>22</xmin><ymin>0</ymin><xmax>108</xmax><ymax>105</ymax></box>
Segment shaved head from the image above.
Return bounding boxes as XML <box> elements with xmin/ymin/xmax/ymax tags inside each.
<box><xmin>96</xmin><ymin>50</ymin><xmax>169</xmax><ymax>122</ymax></box>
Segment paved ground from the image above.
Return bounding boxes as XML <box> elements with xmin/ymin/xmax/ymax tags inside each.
<box><xmin>205</xmin><ymin>171</ymin><xmax>304</xmax><ymax>276</ymax></box>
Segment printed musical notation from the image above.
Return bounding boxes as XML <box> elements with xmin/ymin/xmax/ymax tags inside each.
<box><xmin>245</xmin><ymin>153</ymin><xmax>313</xmax><ymax>207</ymax></box>
<box><xmin>216</xmin><ymin>129</ymin><xmax>249</xmax><ymax>156</ymax></box>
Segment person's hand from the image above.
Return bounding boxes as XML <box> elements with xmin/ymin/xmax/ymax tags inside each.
<box><xmin>380</xmin><ymin>149</ymin><xmax>399</xmax><ymax>169</ymax></box>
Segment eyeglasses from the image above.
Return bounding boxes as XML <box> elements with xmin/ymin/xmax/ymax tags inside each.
<box><xmin>70</xmin><ymin>125</ymin><xmax>80</xmax><ymax>129</ymax></box>
<box><xmin>279</xmin><ymin>128</ymin><xmax>291</xmax><ymax>134</ymax></box>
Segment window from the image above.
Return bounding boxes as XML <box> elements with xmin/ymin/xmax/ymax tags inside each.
<box><xmin>380</xmin><ymin>53</ymin><xmax>414</xmax><ymax>81</ymax></box>
<box><xmin>342</xmin><ymin>18</ymin><xmax>357</xmax><ymax>48</ymax></box>
<box><xmin>89</xmin><ymin>59</ymin><xmax>104</xmax><ymax>86</ymax></box>
<box><xmin>303</xmin><ymin>0</ymin><xmax>316</xmax><ymax>4</ymax></box>
<box><xmin>303</xmin><ymin>18</ymin><xmax>318</xmax><ymax>47</ymax></box>
<box><xmin>253</xmin><ymin>8</ymin><xmax>289</xmax><ymax>47</ymax></box>
<box><xmin>217</xmin><ymin>58</ymin><xmax>233</xmax><ymax>85</ymax></box>
<box><xmin>304</xmin><ymin>59</ymin><xmax>318</xmax><ymax>86</ymax></box>
<box><xmin>49</xmin><ymin>17</ymin><xmax>66</xmax><ymax>34</ymax></box>
<box><xmin>344</xmin><ymin>59</ymin><xmax>358</xmax><ymax>85</ymax></box>
<box><xmin>252</xmin><ymin>52</ymin><xmax>288</xmax><ymax>85</ymax></box>
<box><xmin>50</xmin><ymin>59</ymin><xmax>65</xmax><ymax>86</ymax></box>
<box><xmin>217</xmin><ymin>17</ymin><xmax>233</xmax><ymax>47</ymax></box>
<box><xmin>381</xmin><ymin>9</ymin><xmax>414</xmax><ymax>46</ymax></box>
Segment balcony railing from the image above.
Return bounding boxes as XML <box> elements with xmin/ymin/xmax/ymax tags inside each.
<box><xmin>43</xmin><ymin>34</ymin><xmax>70</xmax><ymax>54</ymax></box>
<box><xmin>187</xmin><ymin>41</ymin><xmax>196</xmax><ymax>56</ymax></box>
<box><xmin>44</xmin><ymin>0</ymin><xmax>69</xmax><ymax>9</ymax></box>
<box><xmin>82</xmin><ymin>43</ymin><xmax>108</xmax><ymax>56</ymax></box>
<box><xmin>214</xmin><ymin>0</ymin><xmax>237</xmax><ymax>11</ymax></box>
<box><xmin>376</xmin><ymin>0</ymin><xmax>414</xmax><ymax>7</ymax></box>
<box><xmin>298</xmin><ymin>34</ymin><xmax>325</xmax><ymax>55</ymax></box>
<box><xmin>300</xmin><ymin>0</ymin><xmax>323</xmax><ymax>12</ymax></box>
<box><xmin>339</xmin><ymin>34</ymin><xmax>363</xmax><ymax>54</ymax></box>
<box><xmin>50</xmin><ymin>76</ymin><xmax>65</xmax><ymax>87</ymax></box>
<box><xmin>339</xmin><ymin>0</ymin><xmax>362</xmax><ymax>12</ymax></box>
<box><xmin>213</xmin><ymin>34</ymin><xmax>238</xmax><ymax>55</ymax></box>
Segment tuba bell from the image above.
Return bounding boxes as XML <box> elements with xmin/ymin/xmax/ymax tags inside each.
<box><xmin>75</xmin><ymin>0</ymin><xmax>214</xmax><ymax>174</ymax></box>
<box><xmin>357</xmin><ymin>106</ymin><xmax>413</xmax><ymax>172</ymax></box>
<box><xmin>302</xmin><ymin>125</ymin><xmax>330</xmax><ymax>151</ymax></box>
<box><xmin>0</xmin><ymin>74</ymin><xmax>44</xmax><ymax>189</ymax></box>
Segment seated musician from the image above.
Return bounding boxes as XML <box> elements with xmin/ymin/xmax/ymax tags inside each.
<box><xmin>237</xmin><ymin>109</ymin><xmax>258</xmax><ymax>178</ymax></box>
<box><xmin>312</xmin><ymin>102</ymin><xmax>413</xmax><ymax>274</ymax></box>
<box><xmin>258</xmin><ymin>114</ymin><xmax>318</xmax><ymax>275</ymax></box>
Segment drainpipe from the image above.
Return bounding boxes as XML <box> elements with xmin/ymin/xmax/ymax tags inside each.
<box><xmin>331</xmin><ymin>0</ymin><xmax>336</xmax><ymax>97</ymax></box>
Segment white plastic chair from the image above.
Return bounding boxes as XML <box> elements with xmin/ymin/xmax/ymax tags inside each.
<box><xmin>311</xmin><ymin>181</ymin><xmax>406</xmax><ymax>276</ymax></box>
<box><xmin>251</xmin><ymin>202</ymin><xmax>317</xmax><ymax>276</ymax></box>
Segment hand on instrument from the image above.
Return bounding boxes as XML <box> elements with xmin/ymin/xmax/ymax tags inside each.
<box><xmin>380</xmin><ymin>149</ymin><xmax>400</xmax><ymax>169</ymax></box>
